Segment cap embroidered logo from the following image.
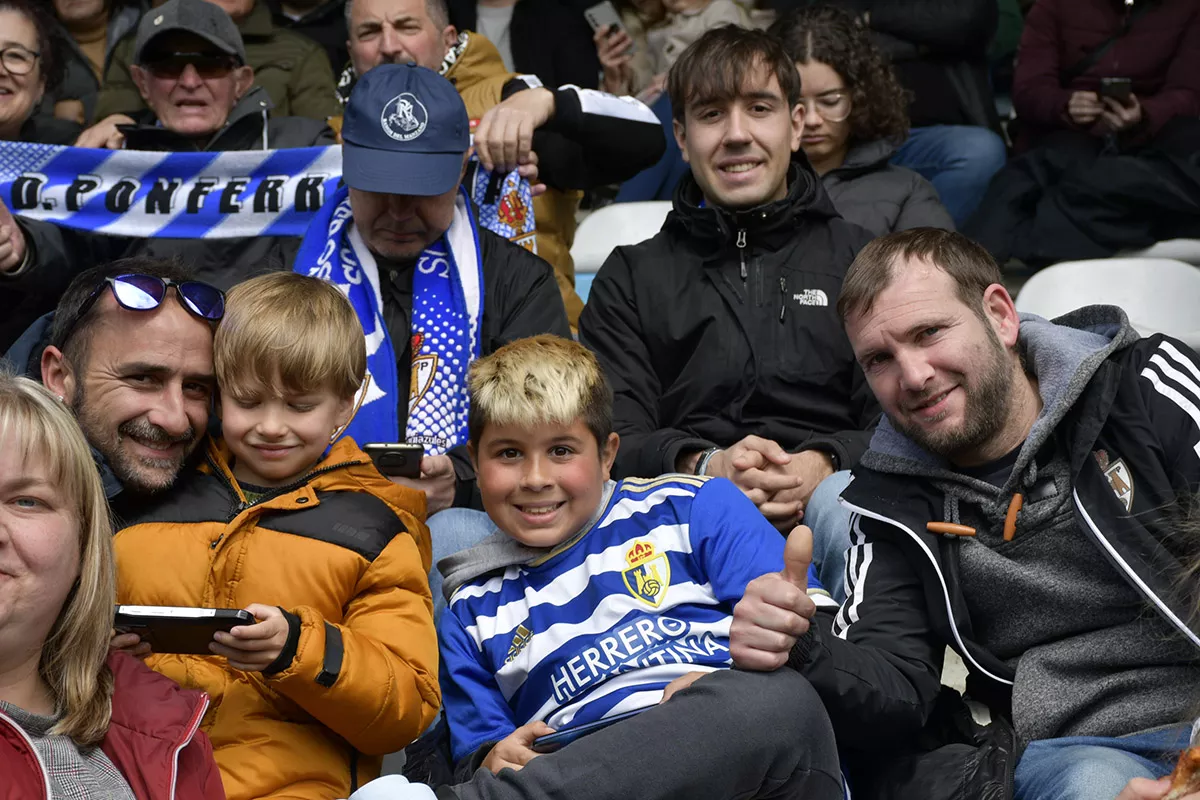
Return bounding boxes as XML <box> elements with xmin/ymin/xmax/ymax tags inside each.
<box><xmin>381</xmin><ymin>93</ymin><xmax>428</xmax><ymax>142</ymax></box>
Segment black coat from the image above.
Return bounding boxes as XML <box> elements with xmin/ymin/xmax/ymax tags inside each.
<box><xmin>448</xmin><ymin>0</ymin><xmax>600</xmax><ymax>90</ymax></box>
<box><xmin>578</xmin><ymin>164</ymin><xmax>879</xmax><ymax>480</ymax></box>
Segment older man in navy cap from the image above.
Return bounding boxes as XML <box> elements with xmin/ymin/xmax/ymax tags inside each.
<box><xmin>295</xmin><ymin>63</ymin><xmax>569</xmax><ymax>569</ymax></box>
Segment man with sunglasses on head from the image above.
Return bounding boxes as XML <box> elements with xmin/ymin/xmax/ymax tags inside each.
<box><xmin>0</xmin><ymin>0</ymin><xmax>333</xmax><ymax>351</ymax></box>
<box><xmin>5</xmin><ymin>257</ymin><xmax>224</xmax><ymax>506</ymax></box>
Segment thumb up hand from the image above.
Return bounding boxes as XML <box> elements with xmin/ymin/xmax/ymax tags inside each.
<box><xmin>781</xmin><ymin>524</ymin><xmax>813</xmax><ymax>589</ymax></box>
<box><xmin>730</xmin><ymin>525</ymin><xmax>819</xmax><ymax>672</ymax></box>
<box><xmin>0</xmin><ymin>198</ymin><xmax>27</xmax><ymax>274</ymax></box>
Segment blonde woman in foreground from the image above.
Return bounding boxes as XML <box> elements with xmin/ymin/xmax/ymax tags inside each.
<box><xmin>0</xmin><ymin>372</ymin><xmax>223</xmax><ymax>799</ymax></box>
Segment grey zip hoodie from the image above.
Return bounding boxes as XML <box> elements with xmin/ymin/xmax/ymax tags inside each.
<box><xmin>860</xmin><ymin>306</ymin><xmax>1200</xmax><ymax>745</ymax></box>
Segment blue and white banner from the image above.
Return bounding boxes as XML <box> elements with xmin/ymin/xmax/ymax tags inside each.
<box><xmin>0</xmin><ymin>141</ymin><xmax>342</xmax><ymax>238</ymax></box>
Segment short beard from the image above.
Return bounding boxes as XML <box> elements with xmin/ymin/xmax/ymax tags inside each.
<box><xmin>890</xmin><ymin>323</ymin><xmax>1016</xmax><ymax>464</ymax></box>
<box><xmin>72</xmin><ymin>384</ymin><xmax>197</xmax><ymax>496</ymax></box>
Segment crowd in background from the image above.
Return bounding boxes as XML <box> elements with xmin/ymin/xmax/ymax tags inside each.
<box><xmin>0</xmin><ymin>1</ymin><xmax>1199</xmax><ymax>799</ymax></box>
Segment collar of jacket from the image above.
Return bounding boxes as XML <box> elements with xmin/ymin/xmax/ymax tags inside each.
<box><xmin>52</xmin><ymin>3</ymin><xmax>145</xmax><ymax>79</ymax></box>
<box><xmin>860</xmin><ymin>305</ymin><xmax>1138</xmax><ymax>490</ymax></box>
<box><xmin>824</xmin><ymin>138</ymin><xmax>898</xmax><ymax>179</ymax></box>
<box><xmin>200</xmin><ymin>434</ymin><xmax>381</xmax><ymax>509</ymax></box>
<box><xmin>121</xmin><ymin>85</ymin><xmax>274</xmax><ymax>151</ymax></box>
<box><xmin>101</xmin><ymin>651</ymin><xmax>211</xmax><ymax>797</ymax></box>
<box><xmin>336</xmin><ymin>32</ymin><xmax>489</xmax><ymax>109</ymax></box>
<box><xmin>444</xmin><ymin>32</ymin><xmax>508</xmax><ymax>93</ymax></box>
<box><xmin>105</xmin><ymin>650</ymin><xmax>208</xmax><ymax>750</ymax></box>
<box><xmin>669</xmin><ymin>160</ymin><xmax>840</xmax><ymax>255</ymax></box>
<box><xmin>237</xmin><ymin>0</ymin><xmax>276</xmax><ymax>40</ymax></box>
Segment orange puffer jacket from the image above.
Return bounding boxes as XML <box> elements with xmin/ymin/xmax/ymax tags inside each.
<box><xmin>113</xmin><ymin>437</ymin><xmax>440</xmax><ymax>800</ymax></box>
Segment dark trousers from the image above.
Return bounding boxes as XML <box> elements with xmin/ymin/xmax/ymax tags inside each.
<box><xmin>964</xmin><ymin>116</ymin><xmax>1200</xmax><ymax>265</ymax></box>
<box><xmin>450</xmin><ymin>668</ymin><xmax>843</xmax><ymax>800</ymax></box>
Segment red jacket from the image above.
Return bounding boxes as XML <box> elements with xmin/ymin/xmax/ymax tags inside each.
<box><xmin>1</xmin><ymin>652</ymin><xmax>224</xmax><ymax>800</ymax></box>
<box><xmin>1013</xmin><ymin>0</ymin><xmax>1200</xmax><ymax>146</ymax></box>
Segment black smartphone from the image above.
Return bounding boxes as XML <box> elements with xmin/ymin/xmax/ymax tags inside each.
<box><xmin>1099</xmin><ymin>77</ymin><xmax>1133</xmax><ymax>104</ymax></box>
<box><xmin>114</xmin><ymin>605</ymin><xmax>255</xmax><ymax>655</ymax></box>
<box><xmin>531</xmin><ymin>708</ymin><xmax>646</xmax><ymax>754</ymax></box>
<box><xmin>363</xmin><ymin>442</ymin><xmax>424</xmax><ymax>479</ymax></box>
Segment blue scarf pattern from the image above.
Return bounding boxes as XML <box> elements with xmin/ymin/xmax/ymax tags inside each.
<box><xmin>294</xmin><ymin>184</ymin><xmax>484</xmax><ymax>452</ymax></box>
<box><xmin>0</xmin><ymin>141</ymin><xmax>342</xmax><ymax>237</ymax></box>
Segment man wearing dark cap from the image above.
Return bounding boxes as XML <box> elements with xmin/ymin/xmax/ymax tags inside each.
<box><xmin>0</xmin><ymin>0</ymin><xmax>334</xmax><ymax>348</ymax></box>
<box><xmin>295</xmin><ymin>63</ymin><xmax>569</xmax><ymax>548</ymax></box>
<box><xmin>95</xmin><ymin>0</ymin><xmax>341</xmax><ymax>123</ymax></box>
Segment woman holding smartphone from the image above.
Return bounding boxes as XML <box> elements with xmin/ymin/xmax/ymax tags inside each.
<box><xmin>1012</xmin><ymin>0</ymin><xmax>1199</xmax><ymax>154</ymax></box>
<box><xmin>0</xmin><ymin>373</ymin><xmax>222</xmax><ymax>800</ymax></box>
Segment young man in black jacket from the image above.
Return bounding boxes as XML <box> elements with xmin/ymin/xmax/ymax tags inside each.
<box><xmin>730</xmin><ymin>228</ymin><xmax>1200</xmax><ymax>800</ymax></box>
<box><xmin>578</xmin><ymin>26</ymin><xmax>878</xmax><ymax>600</ymax></box>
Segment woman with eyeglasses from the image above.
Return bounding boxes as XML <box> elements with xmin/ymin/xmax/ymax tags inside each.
<box><xmin>769</xmin><ymin>6</ymin><xmax>954</xmax><ymax>237</ymax></box>
<box><xmin>0</xmin><ymin>0</ymin><xmax>82</xmax><ymax>145</ymax></box>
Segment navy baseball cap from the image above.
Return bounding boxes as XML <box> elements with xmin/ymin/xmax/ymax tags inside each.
<box><xmin>342</xmin><ymin>64</ymin><xmax>470</xmax><ymax>196</ymax></box>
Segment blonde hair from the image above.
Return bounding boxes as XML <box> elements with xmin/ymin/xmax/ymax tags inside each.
<box><xmin>468</xmin><ymin>335</ymin><xmax>612</xmax><ymax>447</ymax></box>
<box><xmin>0</xmin><ymin>372</ymin><xmax>115</xmax><ymax>746</ymax></box>
<box><xmin>214</xmin><ymin>273</ymin><xmax>366</xmax><ymax>400</ymax></box>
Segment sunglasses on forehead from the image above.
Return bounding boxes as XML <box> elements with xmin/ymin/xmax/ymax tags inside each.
<box><xmin>54</xmin><ymin>274</ymin><xmax>226</xmax><ymax>350</ymax></box>
<box><xmin>142</xmin><ymin>52</ymin><xmax>239</xmax><ymax>80</ymax></box>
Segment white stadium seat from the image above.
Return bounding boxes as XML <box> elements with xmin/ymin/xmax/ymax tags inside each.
<box><xmin>1118</xmin><ymin>239</ymin><xmax>1200</xmax><ymax>266</ymax></box>
<box><xmin>1014</xmin><ymin>258</ymin><xmax>1200</xmax><ymax>350</ymax></box>
<box><xmin>571</xmin><ymin>201</ymin><xmax>673</xmax><ymax>276</ymax></box>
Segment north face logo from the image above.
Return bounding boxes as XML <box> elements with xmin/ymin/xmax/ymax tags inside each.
<box><xmin>792</xmin><ymin>289</ymin><xmax>829</xmax><ymax>307</ymax></box>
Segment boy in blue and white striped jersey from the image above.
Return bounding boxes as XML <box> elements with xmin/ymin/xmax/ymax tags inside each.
<box><xmin>426</xmin><ymin>334</ymin><xmax>843</xmax><ymax>800</ymax></box>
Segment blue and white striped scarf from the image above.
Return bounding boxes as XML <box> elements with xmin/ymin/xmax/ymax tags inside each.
<box><xmin>0</xmin><ymin>141</ymin><xmax>341</xmax><ymax>237</ymax></box>
<box><xmin>295</xmin><ymin>184</ymin><xmax>484</xmax><ymax>452</ymax></box>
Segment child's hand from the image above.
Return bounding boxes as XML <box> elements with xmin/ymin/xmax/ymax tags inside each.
<box><xmin>210</xmin><ymin>604</ymin><xmax>289</xmax><ymax>671</ymax></box>
<box><xmin>481</xmin><ymin>720</ymin><xmax>555</xmax><ymax>774</ymax></box>
<box><xmin>110</xmin><ymin>629</ymin><xmax>152</xmax><ymax>659</ymax></box>
<box><xmin>660</xmin><ymin>670</ymin><xmax>707</xmax><ymax>703</ymax></box>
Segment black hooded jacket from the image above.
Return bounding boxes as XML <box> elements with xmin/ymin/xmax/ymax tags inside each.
<box><xmin>578</xmin><ymin>164</ymin><xmax>879</xmax><ymax>480</ymax></box>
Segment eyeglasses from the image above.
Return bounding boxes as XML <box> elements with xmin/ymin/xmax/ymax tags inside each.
<box><xmin>55</xmin><ymin>274</ymin><xmax>226</xmax><ymax>349</ymax></box>
<box><xmin>799</xmin><ymin>90</ymin><xmax>852</xmax><ymax>123</ymax></box>
<box><xmin>141</xmin><ymin>52</ymin><xmax>238</xmax><ymax>80</ymax></box>
<box><xmin>0</xmin><ymin>46</ymin><xmax>40</xmax><ymax>77</ymax></box>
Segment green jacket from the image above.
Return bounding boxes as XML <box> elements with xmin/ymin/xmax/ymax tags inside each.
<box><xmin>94</xmin><ymin>0</ymin><xmax>340</xmax><ymax>123</ymax></box>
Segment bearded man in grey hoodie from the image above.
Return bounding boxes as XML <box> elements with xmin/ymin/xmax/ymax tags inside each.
<box><xmin>727</xmin><ymin>227</ymin><xmax>1200</xmax><ymax>800</ymax></box>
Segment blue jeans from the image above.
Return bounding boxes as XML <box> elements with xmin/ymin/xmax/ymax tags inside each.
<box><xmin>615</xmin><ymin>92</ymin><xmax>689</xmax><ymax>203</ymax></box>
<box><xmin>804</xmin><ymin>470</ymin><xmax>853</xmax><ymax>605</ymax></box>
<box><xmin>428</xmin><ymin>508</ymin><xmax>497</xmax><ymax>624</ymax></box>
<box><xmin>891</xmin><ymin>125</ymin><xmax>1007</xmax><ymax>227</ymax></box>
<box><xmin>1014</xmin><ymin>724</ymin><xmax>1192</xmax><ymax>800</ymax></box>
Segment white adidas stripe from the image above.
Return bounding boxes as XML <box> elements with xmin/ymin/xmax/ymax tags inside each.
<box><xmin>1141</xmin><ymin>361</ymin><xmax>1200</xmax><ymax>458</ymax></box>
<box><xmin>833</xmin><ymin>517</ymin><xmax>872</xmax><ymax>639</ymax></box>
